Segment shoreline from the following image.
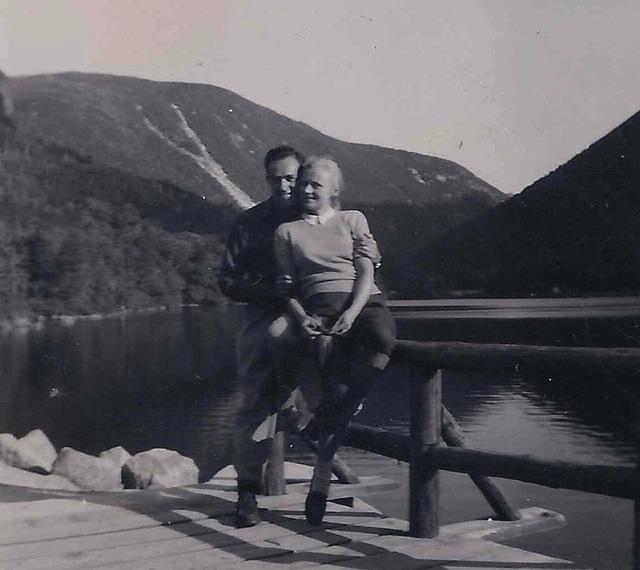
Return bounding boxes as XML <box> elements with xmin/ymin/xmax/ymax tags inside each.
<box><xmin>0</xmin><ymin>303</ymin><xmax>208</xmax><ymax>333</ymax></box>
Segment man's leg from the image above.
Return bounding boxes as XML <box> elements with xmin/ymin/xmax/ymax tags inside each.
<box><xmin>232</xmin><ymin>307</ymin><xmax>280</xmax><ymax>526</ymax></box>
<box><xmin>233</xmin><ymin>308</ymin><xmax>310</xmax><ymax>526</ymax></box>
<box><xmin>268</xmin><ymin>313</ymin><xmax>313</xmax><ymax>433</ymax></box>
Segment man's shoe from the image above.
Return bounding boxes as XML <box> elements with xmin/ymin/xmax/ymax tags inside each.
<box><xmin>234</xmin><ymin>491</ymin><xmax>260</xmax><ymax>528</ymax></box>
<box><xmin>305</xmin><ymin>490</ymin><xmax>327</xmax><ymax>526</ymax></box>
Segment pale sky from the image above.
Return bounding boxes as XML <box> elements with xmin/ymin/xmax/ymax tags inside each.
<box><xmin>1</xmin><ymin>0</ymin><xmax>638</xmax><ymax>194</ymax></box>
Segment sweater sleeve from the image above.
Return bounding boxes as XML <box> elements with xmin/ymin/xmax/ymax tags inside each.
<box><xmin>350</xmin><ymin>211</ymin><xmax>381</xmax><ymax>264</ymax></box>
<box><xmin>351</xmin><ymin>211</ymin><xmax>371</xmax><ymax>240</ymax></box>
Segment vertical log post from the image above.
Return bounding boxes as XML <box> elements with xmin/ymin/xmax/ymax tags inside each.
<box><xmin>634</xmin><ymin>422</ymin><xmax>640</xmax><ymax>569</ymax></box>
<box><xmin>409</xmin><ymin>366</ymin><xmax>442</xmax><ymax>538</ymax></box>
<box><xmin>263</xmin><ymin>431</ymin><xmax>286</xmax><ymax>495</ymax></box>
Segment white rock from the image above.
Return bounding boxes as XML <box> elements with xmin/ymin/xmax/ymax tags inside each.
<box><xmin>0</xmin><ymin>462</ymin><xmax>78</xmax><ymax>490</ymax></box>
<box><xmin>123</xmin><ymin>449</ymin><xmax>198</xmax><ymax>489</ymax></box>
<box><xmin>52</xmin><ymin>447</ymin><xmax>122</xmax><ymax>491</ymax></box>
<box><xmin>0</xmin><ymin>429</ymin><xmax>57</xmax><ymax>473</ymax></box>
<box><xmin>99</xmin><ymin>446</ymin><xmax>132</xmax><ymax>468</ymax></box>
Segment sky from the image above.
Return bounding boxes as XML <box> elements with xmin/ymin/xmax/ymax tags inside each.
<box><xmin>1</xmin><ymin>0</ymin><xmax>639</xmax><ymax>194</ymax></box>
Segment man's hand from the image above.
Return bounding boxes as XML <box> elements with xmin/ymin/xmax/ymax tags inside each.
<box><xmin>329</xmin><ymin>307</ymin><xmax>358</xmax><ymax>336</ymax></box>
<box><xmin>354</xmin><ymin>233</ymin><xmax>381</xmax><ymax>267</ymax></box>
<box><xmin>273</xmin><ymin>274</ymin><xmax>294</xmax><ymax>299</ymax></box>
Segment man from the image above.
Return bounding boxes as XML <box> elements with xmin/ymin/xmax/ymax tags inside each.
<box><xmin>218</xmin><ymin>145</ymin><xmax>380</xmax><ymax>528</ymax></box>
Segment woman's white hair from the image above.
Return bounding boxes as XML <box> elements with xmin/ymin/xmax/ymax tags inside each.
<box><xmin>299</xmin><ymin>156</ymin><xmax>344</xmax><ymax>208</ymax></box>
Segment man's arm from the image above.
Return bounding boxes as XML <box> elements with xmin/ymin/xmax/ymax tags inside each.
<box><xmin>218</xmin><ymin>222</ymin><xmax>284</xmax><ymax>308</ymax></box>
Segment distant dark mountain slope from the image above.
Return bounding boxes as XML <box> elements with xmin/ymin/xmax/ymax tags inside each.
<box><xmin>423</xmin><ymin>110</ymin><xmax>640</xmax><ymax>296</ymax></box>
<box><xmin>0</xmin><ymin>135</ymin><xmax>235</xmax><ymax>317</ymax></box>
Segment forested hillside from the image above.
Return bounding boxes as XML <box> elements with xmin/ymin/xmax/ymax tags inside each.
<box><xmin>0</xmin><ymin>134</ymin><xmax>235</xmax><ymax>318</ymax></box>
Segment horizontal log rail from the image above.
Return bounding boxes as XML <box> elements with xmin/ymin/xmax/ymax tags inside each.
<box><xmin>344</xmin><ymin>422</ymin><xmax>635</xmax><ymax>499</ymax></box>
<box><xmin>394</xmin><ymin>340</ymin><xmax>640</xmax><ymax>376</ymax></box>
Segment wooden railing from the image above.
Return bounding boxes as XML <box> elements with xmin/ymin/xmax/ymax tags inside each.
<box><xmin>344</xmin><ymin>340</ymin><xmax>640</xmax><ymax>566</ymax></box>
<box><xmin>269</xmin><ymin>339</ymin><xmax>640</xmax><ymax>565</ymax></box>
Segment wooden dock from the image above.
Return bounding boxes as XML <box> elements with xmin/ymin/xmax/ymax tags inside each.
<box><xmin>0</xmin><ymin>463</ymin><xmax>588</xmax><ymax>569</ymax></box>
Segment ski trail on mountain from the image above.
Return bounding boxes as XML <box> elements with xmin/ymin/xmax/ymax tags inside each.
<box><xmin>142</xmin><ymin>103</ymin><xmax>255</xmax><ymax>210</ymax></box>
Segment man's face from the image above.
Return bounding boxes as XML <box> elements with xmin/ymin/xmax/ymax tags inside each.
<box><xmin>266</xmin><ymin>156</ymin><xmax>300</xmax><ymax>210</ymax></box>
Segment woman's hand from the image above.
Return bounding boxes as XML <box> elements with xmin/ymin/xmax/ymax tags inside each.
<box><xmin>330</xmin><ymin>307</ymin><xmax>358</xmax><ymax>336</ymax></box>
<box><xmin>299</xmin><ymin>314</ymin><xmax>324</xmax><ymax>339</ymax></box>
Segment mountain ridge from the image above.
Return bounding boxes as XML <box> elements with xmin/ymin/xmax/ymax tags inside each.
<box><xmin>422</xmin><ymin>108</ymin><xmax>640</xmax><ymax>296</ymax></box>
<box><xmin>11</xmin><ymin>71</ymin><xmax>505</xmax><ymax>207</ymax></box>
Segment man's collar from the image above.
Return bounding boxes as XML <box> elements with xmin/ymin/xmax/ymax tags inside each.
<box><xmin>268</xmin><ymin>197</ymin><xmax>297</xmax><ymax>222</ymax></box>
<box><xmin>302</xmin><ymin>209</ymin><xmax>337</xmax><ymax>226</ymax></box>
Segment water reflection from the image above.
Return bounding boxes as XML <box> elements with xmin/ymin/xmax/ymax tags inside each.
<box><xmin>0</xmin><ymin>307</ymin><xmax>242</xmax><ymax>478</ymax></box>
<box><xmin>0</xmin><ymin>305</ymin><xmax>635</xmax><ymax>475</ymax></box>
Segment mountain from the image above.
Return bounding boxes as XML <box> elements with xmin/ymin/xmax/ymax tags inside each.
<box><xmin>0</xmin><ymin>71</ymin><xmax>506</xmax><ymax>316</ymax></box>
<box><xmin>12</xmin><ymin>72</ymin><xmax>503</xmax><ymax>207</ymax></box>
<box><xmin>422</xmin><ymin>110</ymin><xmax>640</xmax><ymax>296</ymax></box>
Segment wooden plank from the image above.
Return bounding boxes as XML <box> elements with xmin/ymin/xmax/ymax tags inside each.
<box><xmin>0</xmin><ymin>485</ymin><xmax>234</xmax><ymax>523</ymax></box>
<box><xmin>0</xmin><ymin>496</ymin><xmax>385</xmax><ymax>565</ymax></box>
<box><xmin>211</xmin><ymin>544</ymin><xmax>366</xmax><ymax>570</ymax></box>
<box><xmin>76</xmin><ymin>504</ymin><xmax>389</xmax><ymax>570</ymax></box>
<box><xmin>356</xmin><ymin>533</ymin><xmax>572</xmax><ymax>565</ymax></box>
<box><xmin>0</xmin><ymin>496</ymin><xmax>237</xmax><ymax>544</ymax></box>
<box><xmin>439</xmin><ymin>507</ymin><xmax>565</xmax><ymax>542</ymax></box>
<box><xmin>3</xmin><ymin>510</ymin><xmax>359</xmax><ymax>570</ymax></box>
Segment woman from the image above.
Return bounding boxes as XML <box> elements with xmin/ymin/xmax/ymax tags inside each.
<box><xmin>273</xmin><ymin>156</ymin><xmax>396</xmax><ymax>525</ymax></box>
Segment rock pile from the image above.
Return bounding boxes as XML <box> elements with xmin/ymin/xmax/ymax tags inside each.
<box><xmin>0</xmin><ymin>429</ymin><xmax>199</xmax><ymax>491</ymax></box>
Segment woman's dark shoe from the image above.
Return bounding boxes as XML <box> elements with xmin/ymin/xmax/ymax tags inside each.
<box><xmin>234</xmin><ymin>491</ymin><xmax>260</xmax><ymax>528</ymax></box>
<box><xmin>305</xmin><ymin>490</ymin><xmax>328</xmax><ymax>525</ymax></box>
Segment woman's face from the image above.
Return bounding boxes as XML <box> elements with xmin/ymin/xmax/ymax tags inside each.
<box><xmin>297</xmin><ymin>165</ymin><xmax>336</xmax><ymax>215</ymax></box>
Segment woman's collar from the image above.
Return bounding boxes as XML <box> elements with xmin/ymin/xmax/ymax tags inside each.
<box><xmin>301</xmin><ymin>208</ymin><xmax>337</xmax><ymax>226</ymax></box>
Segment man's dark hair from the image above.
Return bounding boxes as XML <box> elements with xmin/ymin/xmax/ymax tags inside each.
<box><xmin>263</xmin><ymin>145</ymin><xmax>305</xmax><ymax>171</ymax></box>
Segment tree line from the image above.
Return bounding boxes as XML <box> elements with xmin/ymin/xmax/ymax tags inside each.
<box><xmin>0</xmin><ymin>136</ymin><xmax>237</xmax><ymax>319</ymax></box>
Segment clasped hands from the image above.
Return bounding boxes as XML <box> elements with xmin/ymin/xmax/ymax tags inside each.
<box><xmin>274</xmin><ymin>273</ymin><xmax>360</xmax><ymax>339</ymax></box>
<box><xmin>299</xmin><ymin>308</ymin><xmax>357</xmax><ymax>339</ymax></box>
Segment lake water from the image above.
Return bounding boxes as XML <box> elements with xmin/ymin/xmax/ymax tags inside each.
<box><xmin>0</xmin><ymin>304</ymin><xmax>638</xmax><ymax>569</ymax></box>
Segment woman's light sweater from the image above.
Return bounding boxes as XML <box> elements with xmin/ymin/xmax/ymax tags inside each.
<box><xmin>274</xmin><ymin>209</ymin><xmax>381</xmax><ymax>301</ymax></box>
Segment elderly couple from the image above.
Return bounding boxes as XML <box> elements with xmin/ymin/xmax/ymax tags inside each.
<box><xmin>218</xmin><ymin>145</ymin><xmax>396</xmax><ymax>528</ymax></box>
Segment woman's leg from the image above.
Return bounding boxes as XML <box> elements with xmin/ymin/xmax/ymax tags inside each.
<box><xmin>306</xmin><ymin>298</ymin><xmax>396</xmax><ymax>524</ymax></box>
